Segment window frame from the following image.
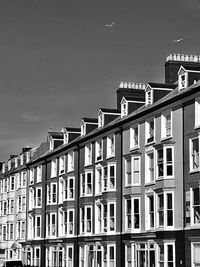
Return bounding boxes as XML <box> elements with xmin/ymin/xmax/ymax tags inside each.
<box><xmin>59</xmin><ymin>155</ymin><xmax>66</xmax><ymax>175</ymax></box>
<box><xmin>67</xmin><ymin>151</ymin><xmax>74</xmax><ymax>173</ymax></box>
<box><xmin>195</xmin><ymin>97</ymin><xmax>200</xmax><ymax>129</ymax></box>
<box><xmin>80</xmin><ymin>205</ymin><xmax>93</xmax><ymax>235</ymax></box>
<box><xmin>130</xmin><ymin>124</ymin><xmax>140</xmax><ymax>150</ymax></box>
<box><xmin>161</xmin><ymin>110</ymin><xmax>173</xmax><ymax>140</ymax></box>
<box><xmin>50</xmin><ymin>158</ymin><xmax>57</xmax><ymax>178</ymax></box>
<box><xmin>156</xmin><ymin>146</ymin><xmax>174</xmax><ymax>179</ymax></box>
<box><xmin>106</xmin><ymin>134</ymin><xmax>115</xmax><ymax>159</ymax></box>
<box><xmin>95</xmin><ymin>139</ymin><xmax>103</xmax><ymax>162</ymax></box>
<box><xmin>124</xmin><ymin>197</ymin><xmax>141</xmax><ymax>232</ymax></box>
<box><xmin>145</xmin><ymin>118</ymin><xmax>156</xmax><ymax>144</ymax></box>
<box><xmin>80</xmin><ymin>171</ymin><xmax>93</xmax><ymax>197</ymax></box>
<box><xmin>84</xmin><ymin>144</ymin><xmax>92</xmax><ymax>166</ymax></box>
<box><xmin>190</xmin><ymin>136</ymin><xmax>200</xmax><ymax>172</ymax></box>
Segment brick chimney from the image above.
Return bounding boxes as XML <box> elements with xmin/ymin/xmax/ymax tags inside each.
<box><xmin>165</xmin><ymin>53</ymin><xmax>200</xmax><ymax>85</ymax></box>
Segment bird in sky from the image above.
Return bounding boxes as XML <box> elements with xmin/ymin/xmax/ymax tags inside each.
<box><xmin>105</xmin><ymin>21</ymin><xmax>116</xmax><ymax>28</ymax></box>
<box><xmin>172</xmin><ymin>38</ymin><xmax>184</xmax><ymax>43</ymax></box>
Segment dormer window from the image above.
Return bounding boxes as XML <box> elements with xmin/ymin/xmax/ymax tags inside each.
<box><xmin>98</xmin><ymin>111</ymin><xmax>104</xmax><ymax>128</ymax></box>
<box><xmin>15</xmin><ymin>158</ymin><xmax>18</xmax><ymax>168</ymax></box>
<box><xmin>121</xmin><ymin>98</ymin><xmax>128</xmax><ymax>118</ymax></box>
<box><xmin>50</xmin><ymin>138</ymin><xmax>54</xmax><ymax>151</ymax></box>
<box><xmin>64</xmin><ymin>133</ymin><xmax>69</xmax><ymax>144</ymax></box>
<box><xmin>146</xmin><ymin>90</ymin><xmax>153</xmax><ymax>106</ymax></box>
<box><xmin>81</xmin><ymin>121</ymin><xmax>86</xmax><ymax>136</ymax></box>
<box><xmin>178</xmin><ymin>67</ymin><xmax>188</xmax><ymax>91</ymax></box>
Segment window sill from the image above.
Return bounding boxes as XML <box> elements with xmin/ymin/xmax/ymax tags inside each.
<box><xmin>145</xmin><ymin>181</ymin><xmax>155</xmax><ymax>186</ymax></box>
<box><xmin>95</xmin><ymin>158</ymin><xmax>103</xmax><ymax>163</ymax></box>
<box><xmin>194</xmin><ymin>125</ymin><xmax>200</xmax><ymax>130</ymax></box>
<box><xmin>106</xmin><ymin>155</ymin><xmax>115</xmax><ymax>160</ymax></box>
<box><xmin>189</xmin><ymin>169</ymin><xmax>200</xmax><ymax>174</ymax></box>
<box><xmin>145</xmin><ymin>141</ymin><xmax>155</xmax><ymax>147</ymax></box>
<box><xmin>67</xmin><ymin>170</ymin><xmax>74</xmax><ymax>174</ymax></box>
<box><xmin>160</xmin><ymin>136</ymin><xmax>172</xmax><ymax>142</ymax></box>
<box><xmin>130</xmin><ymin>146</ymin><xmax>140</xmax><ymax>152</ymax></box>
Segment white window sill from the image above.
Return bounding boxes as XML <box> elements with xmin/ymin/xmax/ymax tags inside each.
<box><xmin>160</xmin><ymin>136</ymin><xmax>172</xmax><ymax>142</ymax></box>
<box><xmin>189</xmin><ymin>169</ymin><xmax>200</xmax><ymax>174</ymax></box>
<box><xmin>130</xmin><ymin>146</ymin><xmax>140</xmax><ymax>151</ymax></box>
<box><xmin>145</xmin><ymin>141</ymin><xmax>155</xmax><ymax>147</ymax></box>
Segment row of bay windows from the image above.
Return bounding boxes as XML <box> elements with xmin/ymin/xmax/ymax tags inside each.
<box><xmin>125</xmin><ymin>192</ymin><xmax>174</xmax><ymax>232</ymax></box>
<box><xmin>0</xmin><ymin>172</ymin><xmax>27</xmax><ymax>193</ymax></box>
<box><xmin>26</xmin><ymin>245</ymin><xmax>73</xmax><ymax>267</ymax></box>
<box><xmin>24</xmin><ymin>242</ymin><xmax>200</xmax><ymax>267</ymax></box>
<box><xmin>125</xmin><ymin>241</ymin><xmax>175</xmax><ymax>267</ymax></box>
<box><xmin>125</xmin><ymin>146</ymin><xmax>174</xmax><ymax>187</ymax></box>
<box><xmin>0</xmin><ymin>221</ymin><xmax>25</xmax><ymax>241</ymax></box>
<box><xmin>48</xmin><ymin>134</ymin><xmax>115</xmax><ymax>180</ymax></box>
<box><xmin>130</xmin><ymin>111</ymin><xmax>172</xmax><ymax>150</ymax></box>
<box><xmin>0</xmin><ymin>195</ymin><xmax>26</xmax><ymax>216</ymax></box>
<box><xmin>27</xmin><ymin>202</ymin><xmax>116</xmax><ymax>239</ymax></box>
<box><xmin>37</xmin><ymin>163</ymin><xmax>116</xmax><ymax>208</ymax></box>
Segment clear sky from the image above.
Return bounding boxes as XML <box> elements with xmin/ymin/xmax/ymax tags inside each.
<box><xmin>0</xmin><ymin>0</ymin><xmax>200</xmax><ymax>161</ymax></box>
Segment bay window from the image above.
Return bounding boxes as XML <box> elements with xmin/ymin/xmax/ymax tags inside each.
<box><xmin>157</xmin><ymin>146</ymin><xmax>174</xmax><ymax>179</ymax></box>
<box><xmin>80</xmin><ymin>171</ymin><xmax>93</xmax><ymax>196</ymax></box>
<box><xmin>157</xmin><ymin>192</ymin><xmax>174</xmax><ymax>228</ymax></box>
<box><xmin>80</xmin><ymin>206</ymin><xmax>92</xmax><ymax>234</ymax></box>
<box><xmin>125</xmin><ymin>197</ymin><xmax>140</xmax><ymax>232</ymax></box>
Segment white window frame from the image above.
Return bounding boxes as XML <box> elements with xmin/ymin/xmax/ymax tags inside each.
<box><xmin>80</xmin><ymin>205</ymin><xmax>93</xmax><ymax>235</ymax></box>
<box><xmin>59</xmin><ymin>155</ymin><xmax>65</xmax><ymax>175</ymax></box>
<box><xmin>95</xmin><ymin>165</ymin><xmax>103</xmax><ymax>195</ymax></box>
<box><xmin>190</xmin><ymin>136</ymin><xmax>200</xmax><ymax>172</ymax></box>
<box><xmin>195</xmin><ymin>97</ymin><xmax>200</xmax><ymax>128</ymax></box>
<box><xmin>107</xmin><ymin>244</ymin><xmax>116</xmax><ymax>267</ymax></box>
<box><xmin>145</xmin><ymin>118</ymin><xmax>155</xmax><ymax>144</ymax></box>
<box><xmin>36</xmin><ymin>165</ymin><xmax>42</xmax><ymax>183</ymax></box>
<box><xmin>145</xmin><ymin>150</ymin><xmax>155</xmax><ymax>184</ymax></box>
<box><xmin>130</xmin><ymin>124</ymin><xmax>140</xmax><ymax>150</ymax></box>
<box><xmin>121</xmin><ymin>100</ymin><xmax>128</xmax><ymax>118</ymax></box>
<box><xmin>46</xmin><ymin>212</ymin><xmax>57</xmax><ymax>237</ymax></box>
<box><xmin>106</xmin><ymin>134</ymin><xmax>115</xmax><ymax>158</ymax></box>
<box><xmin>124</xmin><ymin>197</ymin><xmax>140</xmax><ymax>232</ymax></box>
<box><xmin>47</xmin><ymin>183</ymin><xmax>57</xmax><ymax>205</ymax></box>
<box><xmin>156</xmin><ymin>191</ymin><xmax>174</xmax><ymax>229</ymax></box>
<box><xmin>102</xmin><ymin>163</ymin><xmax>116</xmax><ymax>192</ymax></box>
<box><xmin>158</xmin><ymin>241</ymin><xmax>175</xmax><ymax>267</ymax></box>
<box><xmin>34</xmin><ymin>247</ymin><xmax>41</xmax><ymax>267</ymax></box>
<box><xmin>145</xmin><ymin>194</ymin><xmax>155</xmax><ymax>230</ymax></box>
<box><xmin>85</xmin><ymin>144</ymin><xmax>92</xmax><ymax>166</ymax></box>
<box><xmin>35</xmin><ymin>187</ymin><xmax>42</xmax><ymax>208</ymax></box>
<box><xmin>64</xmin><ymin>176</ymin><xmax>75</xmax><ymax>200</ymax></box>
<box><xmin>131</xmin><ymin>156</ymin><xmax>141</xmax><ymax>186</ymax></box>
<box><xmin>161</xmin><ymin>110</ymin><xmax>173</xmax><ymax>139</ymax></box>
<box><xmin>156</xmin><ymin>146</ymin><xmax>174</xmax><ymax>179</ymax></box>
<box><xmin>59</xmin><ymin>209</ymin><xmax>74</xmax><ymax>237</ymax></box>
<box><xmin>66</xmin><ymin>245</ymin><xmax>74</xmax><ymax>267</ymax></box>
<box><xmin>178</xmin><ymin>71</ymin><xmax>188</xmax><ymax>90</ymax></box>
<box><xmin>146</xmin><ymin>89</ymin><xmax>153</xmax><ymax>106</ymax></box>
<box><xmin>10</xmin><ymin>176</ymin><xmax>15</xmax><ymax>191</ymax></box>
<box><xmin>80</xmin><ymin>171</ymin><xmax>93</xmax><ymax>197</ymax></box>
<box><xmin>51</xmin><ymin>158</ymin><xmax>57</xmax><ymax>178</ymax></box>
<box><xmin>95</xmin><ymin>139</ymin><xmax>103</xmax><ymax>162</ymax></box>
<box><xmin>67</xmin><ymin>151</ymin><xmax>74</xmax><ymax>172</ymax></box>
<box><xmin>190</xmin><ymin>187</ymin><xmax>200</xmax><ymax>226</ymax></box>
<box><xmin>191</xmin><ymin>242</ymin><xmax>200</xmax><ymax>267</ymax></box>
<box><xmin>29</xmin><ymin>168</ymin><xmax>34</xmax><ymax>185</ymax></box>
<box><xmin>35</xmin><ymin>215</ymin><xmax>41</xmax><ymax>238</ymax></box>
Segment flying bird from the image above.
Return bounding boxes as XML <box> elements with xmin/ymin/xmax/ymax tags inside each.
<box><xmin>172</xmin><ymin>38</ymin><xmax>184</xmax><ymax>43</ymax></box>
<box><xmin>105</xmin><ymin>21</ymin><xmax>116</xmax><ymax>28</ymax></box>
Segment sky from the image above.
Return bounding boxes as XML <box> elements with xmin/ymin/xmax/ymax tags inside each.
<box><xmin>0</xmin><ymin>0</ymin><xmax>200</xmax><ymax>161</ymax></box>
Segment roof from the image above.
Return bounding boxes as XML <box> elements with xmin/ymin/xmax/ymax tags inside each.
<box><xmin>122</xmin><ymin>96</ymin><xmax>145</xmax><ymax>102</ymax></box>
<box><xmin>181</xmin><ymin>66</ymin><xmax>200</xmax><ymax>72</ymax></box>
<box><xmin>148</xmin><ymin>82</ymin><xmax>176</xmax><ymax>89</ymax></box>
<box><xmin>29</xmin><ymin>81</ymin><xmax>200</xmax><ymax>164</ymax></box>
<box><xmin>99</xmin><ymin>108</ymin><xmax>121</xmax><ymax>114</ymax></box>
<box><xmin>81</xmin><ymin>117</ymin><xmax>98</xmax><ymax>123</ymax></box>
<box><xmin>63</xmin><ymin>127</ymin><xmax>81</xmax><ymax>132</ymax></box>
<box><xmin>48</xmin><ymin>131</ymin><xmax>63</xmax><ymax>139</ymax></box>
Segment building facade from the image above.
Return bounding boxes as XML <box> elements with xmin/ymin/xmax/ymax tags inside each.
<box><xmin>1</xmin><ymin>53</ymin><xmax>200</xmax><ymax>266</ymax></box>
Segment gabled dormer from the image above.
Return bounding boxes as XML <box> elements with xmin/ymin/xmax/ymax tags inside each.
<box><xmin>145</xmin><ymin>83</ymin><xmax>175</xmax><ymax>106</ymax></box>
<box><xmin>178</xmin><ymin>65</ymin><xmax>200</xmax><ymax>91</ymax></box>
<box><xmin>121</xmin><ymin>96</ymin><xmax>145</xmax><ymax>118</ymax></box>
<box><xmin>48</xmin><ymin>131</ymin><xmax>64</xmax><ymax>151</ymax></box>
<box><xmin>81</xmin><ymin>118</ymin><xmax>98</xmax><ymax>136</ymax></box>
<box><xmin>98</xmin><ymin>108</ymin><xmax>121</xmax><ymax>128</ymax></box>
<box><xmin>116</xmin><ymin>81</ymin><xmax>146</xmax><ymax>109</ymax></box>
<box><xmin>61</xmin><ymin>127</ymin><xmax>81</xmax><ymax>144</ymax></box>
